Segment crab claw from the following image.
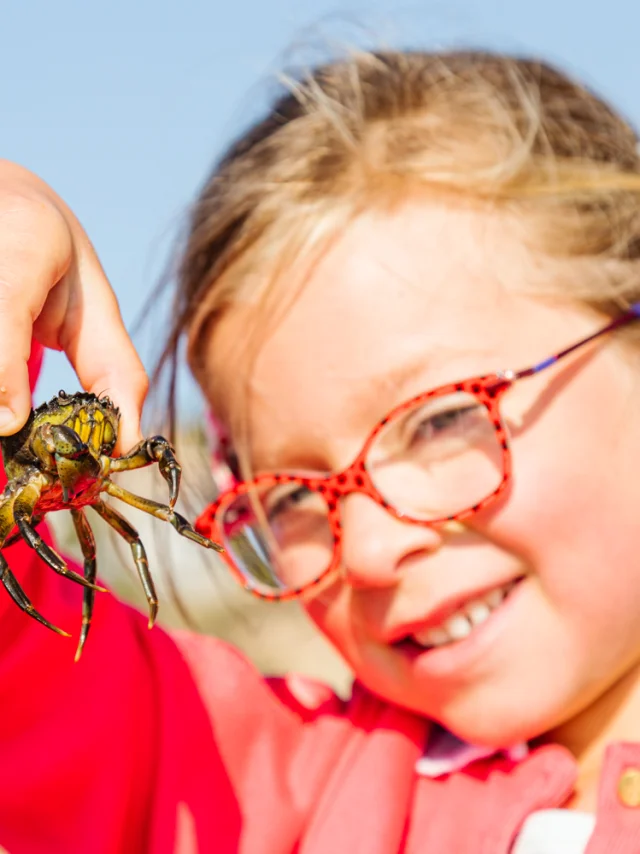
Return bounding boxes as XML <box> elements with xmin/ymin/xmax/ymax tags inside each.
<box><xmin>150</xmin><ymin>443</ymin><xmax>181</xmax><ymax>508</ymax></box>
<box><xmin>161</xmin><ymin>462</ymin><xmax>181</xmax><ymax>510</ymax></box>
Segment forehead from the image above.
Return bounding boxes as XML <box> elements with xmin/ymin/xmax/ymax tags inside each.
<box><xmin>204</xmin><ymin>199</ymin><xmax>576</xmax><ymax>469</ymax></box>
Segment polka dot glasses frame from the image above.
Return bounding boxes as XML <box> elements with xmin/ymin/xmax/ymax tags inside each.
<box><xmin>196</xmin><ymin>304</ymin><xmax>640</xmax><ymax>600</ymax></box>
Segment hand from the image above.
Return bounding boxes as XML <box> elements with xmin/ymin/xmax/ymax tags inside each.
<box><xmin>0</xmin><ymin>160</ymin><xmax>148</xmax><ymax>450</ymax></box>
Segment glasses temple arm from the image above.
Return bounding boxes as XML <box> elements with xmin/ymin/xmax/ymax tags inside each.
<box><xmin>511</xmin><ymin>302</ymin><xmax>640</xmax><ymax>380</ymax></box>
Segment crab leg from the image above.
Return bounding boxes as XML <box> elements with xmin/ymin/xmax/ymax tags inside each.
<box><xmin>104</xmin><ymin>481</ymin><xmax>223</xmax><ymax>551</ymax></box>
<box><xmin>91</xmin><ymin>499</ymin><xmax>159</xmax><ymax>628</ymax></box>
<box><xmin>0</xmin><ymin>486</ymin><xmax>68</xmax><ymax>635</ymax></box>
<box><xmin>0</xmin><ymin>555</ymin><xmax>70</xmax><ymax>636</ymax></box>
<box><xmin>1</xmin><ymin>519</ymin><xmax>41</xmax><ymax>549</ymax></box>
<box><xmin>12</xmin><ymin>479</ymin><xmax>105</xmax><ymax>592</ymax></box>
<box><xmin>106</xmin><ymin>436</ymin><xmax>182</xmax><ymax>508</ymax></box>
<box><xmin>70</xmin><ymin>508</ymin><xmax>98</xmax><ymax>661</ymax></box>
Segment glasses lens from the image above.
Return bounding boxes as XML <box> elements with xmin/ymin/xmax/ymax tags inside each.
<box><xmin>367</xmin><ymin>391</ymin><xmax>505</xmax><ymax>520</ymax></box>
<box><xmin>218</xmin><ymin>481</ymin><xmax>334</xmax><ymax>596</ymax></box>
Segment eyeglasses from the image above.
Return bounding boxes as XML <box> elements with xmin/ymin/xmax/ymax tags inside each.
<box><xmin>195</xmin><ymin>304</ymin><xmax>640</xmax><ymax>600</ymax></box>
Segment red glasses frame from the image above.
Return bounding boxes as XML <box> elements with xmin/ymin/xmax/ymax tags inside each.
<box><xmin>196</xmin><ymin>304</ymin><xmax>640</xmax><ymax>600</ymax></box>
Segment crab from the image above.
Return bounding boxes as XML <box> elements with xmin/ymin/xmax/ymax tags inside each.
<box><xmin>0</xmin><ymin>390</ymin><xmax>222</xmax><ymax>659</ymax></box>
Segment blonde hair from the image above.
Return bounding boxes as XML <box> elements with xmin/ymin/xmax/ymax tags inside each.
<box><xmin>155</xmin><ymin>49</ymin><xmax>640</xmax><ymax>434</ymax></box>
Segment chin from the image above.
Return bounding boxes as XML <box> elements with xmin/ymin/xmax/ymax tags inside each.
<box><xmin>365</xmin><ymin>679</ymin><xmax>552</xmax><ymax>748</ymax></box>
<box><xmin>438</xmin><ymin>717</ymin><xmax>536</xmax><ymax>749</ymax></box>
<box><xmin>359</xmin><ymin>665</ymin><xmax>569</xmax><ymax>749</ymax></box>
<box><xmin>428</xmin><ymin>698</ymin><xmax>563</xmax><ymax>750</ymax></box>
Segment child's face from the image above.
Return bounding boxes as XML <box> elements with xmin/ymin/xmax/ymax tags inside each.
<box><xmin>204</xmin><ymin>199</ymin><xmax>640</xmax><ymax>746</ymax></box>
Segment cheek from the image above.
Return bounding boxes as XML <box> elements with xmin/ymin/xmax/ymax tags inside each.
<box><xmin>304</xmin><ymin>586</ymin><xmax>345</xmax><ymax>639</ymax></box>
<box><xmin>304</xmin><ymin>585</ymin><xmax>361</xmax><ymax>661</ymax></box>
<box><xmin>477</xmin><ymin>365</ymin><xmax>640</xmax><ymax>623</ymax></box>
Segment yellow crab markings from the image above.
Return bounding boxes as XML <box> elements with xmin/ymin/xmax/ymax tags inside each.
<box><xmin>69</xmin><ymin>408</ymin><xmax>108</xmax><ymax>447</ymax></box>
<box><xmin>89</xmin><ymin>422</ymin><xmax>105</xmax><ymax>453</ymax></box>
<box><xmin>103</xmin><ymin>420</ymin><xmax>114</xmax><ymax>446</ymax></box>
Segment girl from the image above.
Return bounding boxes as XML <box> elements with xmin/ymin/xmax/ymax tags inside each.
<box><xmin>1</xmin><ymin>49</ymin><xmax>640</xmax><ymax>853</ymax></box>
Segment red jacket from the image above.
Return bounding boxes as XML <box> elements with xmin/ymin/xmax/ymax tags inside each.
<box><xmin>2</xmin><ymin>348</ymin><xmax>640</xmax><ymax>853</ymax></box>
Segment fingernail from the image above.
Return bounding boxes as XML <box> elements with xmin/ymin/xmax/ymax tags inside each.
<box><xmin>0</xmin><ymin>406</ymin><xmax>16</xmax><ymax>433</ymax></box>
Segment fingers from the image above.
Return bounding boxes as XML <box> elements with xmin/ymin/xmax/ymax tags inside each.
<box><xmin>51</xmin><ymin>188</ymin><xmax>149</xmax><ymax>451</ymax></box>
<box><xmin>0</xmin><ymin>172</ymin><xmax>74</xmax><ymax>432</ymax></box>
<box><xmin>0</xmin><ymin>162</ymin><xmax>148</xmax><ymax>449</ymax></box>
<box><xmin>57</xmin><ymin>257</ymin><xmax>149</xmax><ymax>451</ymax></box>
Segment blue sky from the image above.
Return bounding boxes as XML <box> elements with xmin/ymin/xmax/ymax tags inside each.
<box><xmin>3</xmin><ymin>0</ymin><xmax>639</xmax><ymax>419</ymax></box>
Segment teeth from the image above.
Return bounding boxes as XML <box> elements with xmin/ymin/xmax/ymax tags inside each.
<box><xmin>443</xmin><ymin>614</ymin><xmax>473</xmax><ymax>641</ymax></box>
<box><xmin>414</xmin><ymin>626</ymin><xmax>450</xmax><ymax>647</ymax></box>
<box><xmin>485</xmin><ymin>587</ymin><xmax>506</xmax><ymax>609</ymax></box>
<box><xmin>466</xmin><ymin>600</ymin><xmax>492</xmax><ymax>627</ymax></box>
<box><xmin>410</xmin><ymin>581</ymin><xmax>516</xmax><ymax>650</ymax></box>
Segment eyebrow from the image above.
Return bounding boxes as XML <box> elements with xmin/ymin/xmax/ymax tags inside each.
<box><xmin>253</xmin><ymin>344</ymin><xmax>495</xmax><ymax>472</ymax></box>
<box><xmin>343</xmin><ymin>344</ymin><xmax>494</xmax><ymax>422</ymax></box>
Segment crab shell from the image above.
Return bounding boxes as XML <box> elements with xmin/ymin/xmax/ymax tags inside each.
<box><xmin>0</xmin><ymin>391</ymin><xmax>121</xmax><ymax>480</ymax></box>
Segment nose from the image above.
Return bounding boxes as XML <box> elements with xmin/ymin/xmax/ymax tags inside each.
<box><xmin>339</xmin><ymin>492</ymin><xmax>443</xmax><ymax>589</ymax></box>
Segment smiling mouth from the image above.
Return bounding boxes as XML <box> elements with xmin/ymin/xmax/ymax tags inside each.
<box><xmin>393</xmin><ymin>577</ymin><xmax>524</xmax><ymax>652</ymax></box>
